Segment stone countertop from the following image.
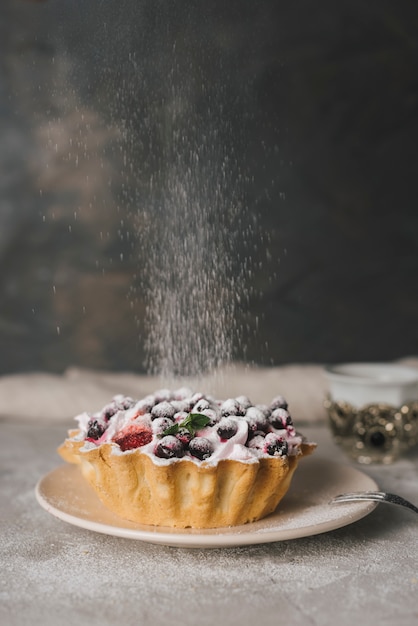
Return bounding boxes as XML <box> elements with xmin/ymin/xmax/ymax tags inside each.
<box><xmin>1</xmin><ymin>419</ymin><xmax>417</xmax><ymax>626</ymax></box>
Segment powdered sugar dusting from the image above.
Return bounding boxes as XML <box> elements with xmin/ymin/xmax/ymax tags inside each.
<box><xmin>129</xmin><ymin>61</ymin><xmax>249</xmax><ymax>381</ymax></box>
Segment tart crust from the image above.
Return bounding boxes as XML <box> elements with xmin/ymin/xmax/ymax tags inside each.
<box><xmin>58</xmin><ymin>436</ymin><xmax>316</xmax><ymax>528</ymax></box>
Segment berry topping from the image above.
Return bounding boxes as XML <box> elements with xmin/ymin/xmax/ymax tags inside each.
<box><xmin>152</xmin><ymin>417</ymin><xmax>175</xmax><ymax>436</ymax></box>
<box><xmin>102</xmin><ymin>396</ymin><xmax>136</xmax><ymax>419</ymax></box>
<box><xmin>263</xmin><ymin>433</ymin><xmax>288</xmax><ymax>457</ymax></box>
<box><xmin>154</xmin><ymin>389</ymin><xmax>172</xmax><ymax>402</ymax></box>
<box><xmin>235</xmin><ymin>395</ymin><xmax>252</xmax><ymax>410</ymax></box>
<box><xmin>87</xmin><ymin>419</ymin><xmax>106</xmax><ymax>440</ymax></box>
<box><xmin>197</xmin><ymin>407</ymin><xmax>219</xmax><ymax>426</ymax></box>
<box><xmin>77</xmin><ymin>390</ymin><xmax>305</xmax><ymax>464</ymax></box>
<box><xmin>247</xmin><ymin>434</ymin><xmax>265</xmax><ymax>451</ymax></box>
<box><xmin>216</xmin><ymin>417</ymin><xmax>238</xmax><ymax>440</ymax></box>
<box><xmin>160</xmin><ymin>412</ymin><xmax>211</xmax><ymax>438</ymax></box>
<box><xmin>102</xmin><ymin>403</ymin><xmax>118</xmax><ymax>421</ymax></box>
<box><xmin>117</xmin><ymin>396</ymin><xmax>136</xmax><ymax>410</ymax></box>
<box><xmin>270</xmin><ymin>408</ymin><xmax>293</xmax><ymax>430</ymax></box>
<box><xmin>113</xmin><ymin>425</ymin><xmax>153</xmax><ymax>451</ymax></box>
<box><xmin>176</xmin><ymin>427</ymin><xmax>193</xmax><ymax>446</ymax></box>
<box><xmin>174</xmin><ymin>411</ymin><xmax>189</xmax><ymax>422</ymax></box>
<box><xmin>134</xmin><ymin>398</ymin><xmax>155</xmax><ymax>415</ymax></box>
<box><xmin>244</xmin><ymin>407</ymin><xmax>269</xmax><ymax>433</ymax></box>
<box><xmin>188</xmin><ymin>437</ymin><xmax>214</xmax><ymax>460</ymax></box>
<box><xmin>192</xmin><ymin>399</ymin><xmax>211</xmax><ymax>413</ymax></box>
<box><xmin>155</xmin><ymin>435</ymin><xmax>185</xmax><ymax>459</ymax></box>
<box><xmin>190</xmin><ymin>392</ymin><xmax>204</xmax><ymax>405</ymax></box>
<box><xmin>255</xmin><ymin>404</ymin><xmax>271</xmax><ymax>418</ymax></box>
<box><xmin>270</xmin><ymin>395</ymin><xmax>288</xmax><ymax>411</ymax></box>
<box><xmin>220</xmin><ymin>398</ymin><xmax>246</xmax><ymax>417</ymax></box>
<box><xmin>173</xmin><ymin>387</ymin><xmax>193</xmax><ymax>400</ymax></box>
<box><xmin>151</xmin><ymin>401</ymin><xmax>176</xmax><ymax>420</ymax></box>
<box><xmin>171</xmin><ymin>400</ymin><xmax>191</xmax><ymax>413</ymax></box>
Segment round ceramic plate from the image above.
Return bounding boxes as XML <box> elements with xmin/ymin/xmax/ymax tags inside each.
<box><xmin>35</xmin><ymin>457</ymin><xmax>378</xmax><ymax>548</ymax></box>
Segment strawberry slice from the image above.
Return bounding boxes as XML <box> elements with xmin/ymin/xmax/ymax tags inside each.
<box><xmin>113</xmin><ymin>425</ymin><xmax>152</xmax><ymax>451</ymax></box>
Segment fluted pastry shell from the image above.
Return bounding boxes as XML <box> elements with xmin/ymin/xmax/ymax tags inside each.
<box><xmin>58</xmin><ymin>437</ymin><xmax>316</xmax><ymax>528</ymax></box>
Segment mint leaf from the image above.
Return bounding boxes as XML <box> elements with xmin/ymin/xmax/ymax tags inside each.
<box><xmin>160</xmin><ymin>412</ymin><xmax>211</xmax><ymax>438</ymax></box>
<box><xmin>184</xmin><ymin>413</ymin><xmax>211</xmax><ymax>432</ymax></box>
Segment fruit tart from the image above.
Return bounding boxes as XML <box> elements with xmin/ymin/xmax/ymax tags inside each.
<box><xmin>58</xmin><ymin>388</ymin><xmax>316</xmax><ymax>528</ymax></box>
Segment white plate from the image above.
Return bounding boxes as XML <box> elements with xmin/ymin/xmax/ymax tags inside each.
<box><xmin>35</xmin><ymin>457</ymin><xmax>378</xmax><ymax>548</ymax></box>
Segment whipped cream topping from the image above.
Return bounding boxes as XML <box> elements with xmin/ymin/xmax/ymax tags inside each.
<box><xmin>71</xmin><ymin>388</ymin><xmax>305</xmax><ymax>466</ymax></box>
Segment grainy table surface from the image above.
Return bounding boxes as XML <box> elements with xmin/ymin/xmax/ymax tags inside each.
<box><xmin>1</xmin><ymin>419</ymin><xmax>417</xmax><ymax>626</ymax></box>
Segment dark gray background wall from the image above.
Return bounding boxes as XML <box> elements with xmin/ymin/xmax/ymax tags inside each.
<box><xmin>1</xmin><ymin>0</ymin><xmax>417</xmax><ymax>375</ymax></box>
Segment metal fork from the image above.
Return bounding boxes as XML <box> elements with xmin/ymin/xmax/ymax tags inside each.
<box><xmin>330</xmin><ymin>491</ymin><xmax>418</xmax><ymax>515</ymax></box>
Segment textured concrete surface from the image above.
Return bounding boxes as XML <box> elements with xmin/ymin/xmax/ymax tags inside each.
<box><xmin>1</xmin><ymin>418</ymin><xmax>418</xmax><ymax>626</ymax></box>
<box><xmin>1</xmin><ymin>0</ymin><xmax>418</xmax><ymax>375</ymax></box>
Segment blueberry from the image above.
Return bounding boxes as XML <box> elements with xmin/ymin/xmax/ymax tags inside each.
<box><xmin>270</xmin><ymin>408</ymin><xmax>293</xmax><ymax>430</ymax></box>
<box><xmin>101</xmin><ymin>400</ymin><xmax>120</xmax><ymax>421</ymax></box>
<box><xmin>244</xmin><ymin>407</ymin><xmax>269</xmax><ymax>433</ymax></box>
<box><xmin>192</xmin><ymin>399</ymin><xmax>211</xmax><ymax>413</ymax></box>
<box><xmin>174</xmin><ymin>411</ymin><xmax>189</xmax><ymax>423</ymax></box>
<box><xmin>255</xmin><ymin>404</ymin><xmax>271</xmax><ymax>419</ymax></box>
<box><xmin>87</xmin><ymin>419</ymin><xmax>106</xmax><ymax>440</ymax></box>
<box><xmin>173</xmin><ymin>387</ymin><xmax>193</xmax><ymax>400</ymax></box>
<box><xmin>247</xmin><ymin>434</ymin><xmax>265</xmax><ymax>451</ymax></box>
<box><xmin>188</xmin><ymin>437</ymin><xmax>213</xmax><ymax>460</ymax></box>
<box><xmin>171</xmin><ymin>400</ymin><xmax>190</xmax><ymax>413</ymax></box>
<box><xmin>235</xmin><ymin>395</ymin><xmax>252</xmax><ymax>410</ymax></box>
<box><xmin>270</xmin><ymin>395</ymin><xmax>288</xmax><ymax>411</ymax></box>
<box><xmin>249</xmin><ymin>429</ymin><xmax>267</xmax><ymax>439</ymax></box>
<box><xmin>117</xmin><ymin>396</ymin><xmax>136</xmax><ymax>410</ymax></box>
<box><xmin>155</xmin><ymin>435</ymin><xmax>185</xmax><ymax>459</ymax></box>
<box><xmin>102</xmin><ymin>403</ymin><xmax>118</xmax><ymax>421</ymax></box>
<box><xmin>190</xmin><ymin>392</ymin><xmax>204</xmax><ymax>405</ymax></box>
<box><xmin>134</xmin><ymin>398</ymin><xmax>155</xmax><ymax>414</ymax></box>
<box><xmin>176</xmin><ymin>427</ymin><xmax>193</xmax><ymax>446</ymax></box>
<box><xmin>263</xmin><ymin>433</ymin><xmax>288</xmax><ymax>457</ymax></box>
<box><xmin>216</xmin><ymin>417</ymin><xmax>238</xmax><ymax>440</ymax></box>
<box><xmin>220</xmin><ymin>398</ymin><xmax>246</xmax><ymax>417</ymax></box>
<box><xmin>151</xmin><ymin>416</ymin><xmax>174</xmax><ymax>436</ymax></box>
<box><xmin>151</xmin><ymin>401</ymin><xmax>176</xmax><ymax>420</ymax></box>
<box><xmin>154</xmin><ymin>388</ymin><xmax>172</xmax><ymax>402</ymax></box>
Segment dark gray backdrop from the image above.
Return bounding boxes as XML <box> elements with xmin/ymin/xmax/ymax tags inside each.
<box><xmin>1</xmin><ymin>0</ymin><xmax>417</xmax><ymax>375</ymax></box>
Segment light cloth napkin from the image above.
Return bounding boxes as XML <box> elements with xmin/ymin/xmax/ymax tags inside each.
<box><xmin>1</xmin><ymin>358</ymin><xmax>417</xmax><ymax>424</ymax></box>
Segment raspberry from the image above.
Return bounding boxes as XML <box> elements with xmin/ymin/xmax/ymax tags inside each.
<box><xmin>113</xmin><ymin>425</ymin><xmax>152</xmax><ymax>451</ymax></box>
